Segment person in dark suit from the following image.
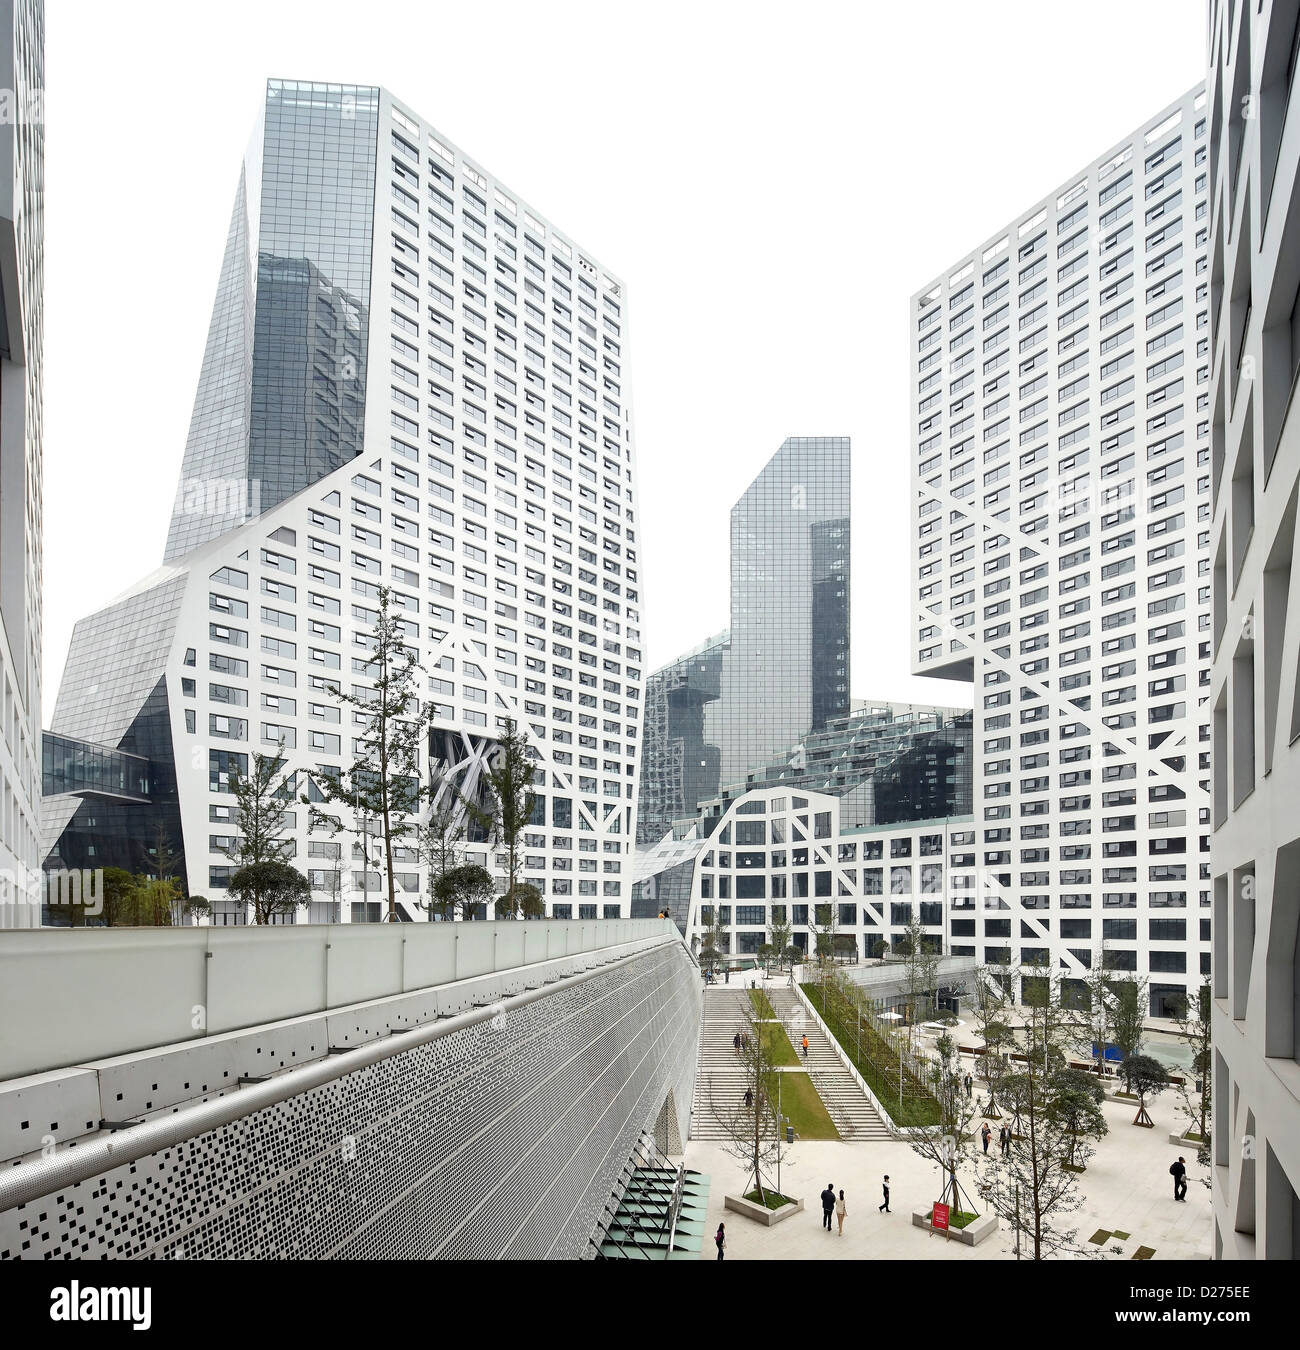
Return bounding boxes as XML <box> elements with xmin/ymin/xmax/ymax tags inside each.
<box><xmin>878</xmin><ymin>1175</ymin><xmax>891</xmax><ymax>1213</ymax></box>
<box><xmin>1170</xmin><ymin>1156</ymin><xmax>1188</xmax><ymax>1201</ymax></box>
<box><xmin>820</xmin><ymin>1182</ymin><xmax>836</xmax><ymax>1231</ymax></box>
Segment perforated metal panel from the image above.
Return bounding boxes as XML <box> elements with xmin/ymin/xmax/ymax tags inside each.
<box><xmin>0</xmin><ymin>945</ymin><xmax>700</xmax><ymax>1260</ymax></box>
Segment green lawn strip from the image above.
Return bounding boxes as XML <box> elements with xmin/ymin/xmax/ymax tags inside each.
<box><xmin>743</xmin><ymin>1188</ymin><xmax>797</xmax><ymax>1210</ymax></box>
<box><xmin>748</xmin><ymin>988</ymin><xmax>776</xmax><ymax>1020</ymax></box>
<box><xmin>759</xmin><ymin>1020</ymin><xmax>799</xmax><ymax>1067</ymax></box>
<box><xmin>800</xmin><ymin>984</ymin><xmax>941</xmax><ymax>1127</ymax></box>
<box><xmin>949</xmin><ymin>1210</ymin><xmax>979</xmax><ymax>1230</ymax></box>
<box><xmin>764</xmin><ymin>1069</ymin><xmax>840</xmax><ymax>1140</ymax></box>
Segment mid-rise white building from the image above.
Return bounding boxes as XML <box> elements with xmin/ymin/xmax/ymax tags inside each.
<box><xmin>1206</xmin><ymin>0</ymin><xmax>1300</xmax><ymax>1261</ymax></box>
<box><xmin>44</xmin><ymin>80</ymin><xmax>643</xmax><ymax>922</ymax></box>
<box><xmin>911</xmin><ymin>88</ymin><xmax>1215</xmax><ymax>1016</ymax></box>
<box><xmin>0</xmin><ymin>0</ymin><xmax>43</xmax><ymax>929</ymax></box>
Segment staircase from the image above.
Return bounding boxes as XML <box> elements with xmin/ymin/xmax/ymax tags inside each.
<box><xmin>689</xmin><ymin>989</ymin><xmax>755</xmax><ymax>1140</ymax></box>
<box><xmin>765</xmin><ymin>987</ymin><xmax>892</xmax><ymax>1141</ymax></box>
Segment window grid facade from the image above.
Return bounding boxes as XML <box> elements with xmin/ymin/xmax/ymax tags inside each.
<box><xmin>46</xmin><ymin>80</ymin><xmax>642</xmax><ymax>920</ymax></box>
<box><xmin>910</xmin><ymin>87</ymin><xmax>1214</xmax><ymax>1015</ymax></box>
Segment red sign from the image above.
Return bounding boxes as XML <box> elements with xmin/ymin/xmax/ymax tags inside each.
<box><xmin>931</xmin><ymin>1202</ymin><xmax>950</xmax><ymax>1232</ymax></box>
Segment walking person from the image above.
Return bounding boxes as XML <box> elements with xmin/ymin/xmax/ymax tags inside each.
<box><xmin>744</xmin><ymin>1087</ymin><xmax>753</xmax><ymax>1109</ymax></box>
<box><xmin>821</xmin><ymin>1182</ymin><xmax>836</xmax><ymax>1231</ymax></box>
<box><xmin>981</xmin><ymin>1121</ymin><xmax>991</xmax><ymax>1155</ymax></box>
<box><xmin>999</xmin><ymin>1124</ymin><xmax>1011</xmax><ymax>1158</ymax></box>
<box><xmin>715</xmin><ymin>1222</ymin><xmax>726</xmax><ymax>1261</ymax></box>
<box><xmin>801</xmin><ymin>1034</ymin><xmax>809</xmax><ymax>1060</ymax></box>
<box><xmin>733</xmin><ymin>1031</ymin><xmax>742</xmax><ymax>1057</ymax></box>
<box><xmin>964</xmin><ymin>1073</ymin><xmax>973</xmax><ymax>1100</ymax></box>
<box><xmin>1170</xmin><ymin>1156</ymin><xmax>1188</xmax><ymax>1201</ymax></box>
<box><xmin>878</xmin><ymin>1175</ymin><xmax>891</xmax><ymax>1214</ymax></box>
<box><xmin>835</xmin><ymin>1188</ymin><xmax>848</xmax><ymax>1236</ymax></box>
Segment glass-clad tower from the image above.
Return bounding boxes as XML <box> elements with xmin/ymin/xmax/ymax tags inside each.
<box><xmin>722</xmin><ymin>436</ymin><xmax>851</xmax><ymax>785</ymax></box>
<box><xmin>165</xmin><ymin>83</ymin><xmax>380</xmax><ymax>562</ymax></box>
<box><xmin>45</xmin><ymin>79</ymin><xmax>643</xmax><ymax>922</ymax></box>
<box><xmin>637</xmin><ymin>437</ymin><xmax>850</xmax><ymax>843</ymax></box>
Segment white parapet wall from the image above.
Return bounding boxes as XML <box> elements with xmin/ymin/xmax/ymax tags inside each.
<box><xmin>0</xmin><ymin>918</ymin><xmax>675</xmax><ymax>1081</ymax></box>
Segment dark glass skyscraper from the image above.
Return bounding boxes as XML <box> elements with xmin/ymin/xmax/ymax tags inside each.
<box><xmin>637</xmin><ymin>437</ymin><xmax>850</xmax><ymax>842</ymax></box>
<box><xmin>165</xmin><ymin>81</ymin><xmax>379</xmax><ymax>561</ymax></box>
<box><xmin>720</xmin><ymin>436</ymin><xmax>850</xmax><ymax>787</ymax></box>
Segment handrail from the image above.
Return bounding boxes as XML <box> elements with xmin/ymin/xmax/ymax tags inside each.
<box><xmin>0</xmin><ymin>935</ymin><xmax>680</xmax><ymax>1214</ymax></box>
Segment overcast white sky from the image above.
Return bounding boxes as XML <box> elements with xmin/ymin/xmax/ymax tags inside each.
<box><xmin>40</xmin><ymin>0</ymin><xmax>1206</xmax><ymax>722</ymax></box>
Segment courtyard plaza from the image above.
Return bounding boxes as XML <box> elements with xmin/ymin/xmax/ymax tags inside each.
<box><xmin>687</xmin><ymin>971</ymin><xmax>1209</xmax><ymax>1261</ymax></box>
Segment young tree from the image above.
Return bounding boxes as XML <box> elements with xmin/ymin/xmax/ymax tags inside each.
<box><xmin>972</xmin><ymin>966</ymin><xmax>1015</xmax><ymax>1115</ymax></box>
<box><xmin>229</xmin><ymin>858</ymin><xmax>311</xmax><ymax>926</ymax></box>
<box><xmin>1109</xmin><ymin>970</ymin><xmax>1149</xmax><ymax>1092</ymax></box>
<box><xmin>911</xmin><ymin>1030</ymin><xmax>980</xmax><ymax>1217</ymax></box>
<box><xmin>1124</xmin><ymin>1054</ymin><xmax>1171</xmax><ymax>1127</ymax></box>
<box><xmin>901</xmin><ymin>911</ymin><xmax>939</xmax><ymax>1047</ymax></box>
<box><xmin>706</xmin><ymin>995</ymin><xmax>794</xmax><ymax>1206</ymax></box>
<box><xmin>503</xmin><ymin>881</ymin><xmax>545</xmax><ymax>920</ymax></box>
<box><xmin>434</xmin><ymin>862</ymin><xmax>496</xmax><ymax>921</ymax></box>
<box><xmin>227</xmin><ymin>744</ymin><xmax>298</xmax><ymax>922</ymax></box>
<box><xmin>472</xmin><ymin>719</ymin><xmax>537</xmax><ymax>919</ymax></box>
<box><xmin>699</xmin><ymin>906</ymin><xmax>728</xmax><ymax>979</ymax></box>
<box><xmin>768</xmin><ymin>916</ymin><xmax>792</xmax><ymax>970</ymax></box>
<box><xmin>1170</xmin><ymin>982</ymin><xmax>1212</xmax><ymax>1152</ymax></box>
<box><xmin>304</xmin><ymin>587</ymin><xmax>431</xmax><ymax>922</ymax></box>
<box><xmin>976</xmin><ymin>1056</ymin><xmax>1093</xmax><ymax>1259</ymax></box>
<box><xmin>416</xmin><ymin>780</ymin><xmax>467</xmax><ymax>920</ymax></box>
<box><xmin>1078</xmin><ymin>946</ymin><xmax>1119</xmax><ymax>1080</ymax></box>
<box><xmin>1019</xmin><ymin>953</ymin><xmax>1074</xmax><ymax>1074</ymax></box>
<box><xmin>143</xmin><ymin>821</ymin><xmax>183</xmax><ymax>888</ymax></box>
<box><xmin>1044</xmin><ymin>1067</ymin><xmax>1108</xmax><ymax>1170</ymax></box>
<box><xmin>812</xmin><ymin>902</ymin><xmax>837</xmax><ymax>990</ymax></box>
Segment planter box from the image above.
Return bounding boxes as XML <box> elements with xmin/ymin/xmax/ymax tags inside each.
<box><xmin>1168</xmin><ymin>1130</ymin><xmax>1206</xmax><ymax>1147</ymax></box>
<box><xmin>1104</xmin><ymin>1092</ymin><xmax>1140</xmax><ymax>1105</ymax></box>
<box><xmin>724</xmin><ymin>1193</ymin><xmax>804</xmax><ymax>1227</ymax></box>
<box><xmin>910</xmin><ymin>1209</ymin><xmax>999</xmax><ymax>1247</ymax></box>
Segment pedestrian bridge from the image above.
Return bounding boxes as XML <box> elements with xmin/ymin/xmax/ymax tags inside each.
<box><xmin>0</xmin><ymin>919</ymin><xmax>700</xmax><ymax>1260</ymax></box>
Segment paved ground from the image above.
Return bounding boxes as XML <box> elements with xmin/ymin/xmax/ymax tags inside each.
<box><xmin>684</xmin><ymin>1081</ymin><xmax>1211</xmax><ymax>1262</ymax></box>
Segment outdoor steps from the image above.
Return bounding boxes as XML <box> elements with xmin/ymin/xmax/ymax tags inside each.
<box><xmin>689</xmin><ymin>988</ymin><xmax>768</xmax><ymax>1139</ymax></box>
<box><xmin>764</xmin><ymin>988</ymin><xmax>892</xmax><ymax>1142</ymax></box>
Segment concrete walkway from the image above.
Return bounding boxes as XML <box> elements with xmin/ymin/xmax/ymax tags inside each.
<box><xmin>685</xmin><ymin>1086</ymin><xmax>1211</xmax><ymax>1261</ymax></box>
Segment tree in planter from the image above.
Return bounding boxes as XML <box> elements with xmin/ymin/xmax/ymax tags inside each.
<box><xmin>911</xmin><ymin>1030</ymin><xmax>980</xmax><ymax>1220</ymax></box>
<box><xmin>1109</xmin><ymin>970</ymin><xmax>1149</xmax><ymax>1092</ymax></box>
<box><xmin>1123</xmin><ymin>1053</ymin><xmax>1171</xmax><ymax>1127</ymax></box>
<box><xmin>471</xmin><ymin>719</ymin><xmax>537</xmax><ymax>919</ymax></box>
<box><xmin>433</xmin><ymin>862</ymin><xmax>496</xmax><ymax>921</ymax></box>
<box><xmin>304</xmin><ymin>588</ymin><xmax>431</xmax><ymax>922</ymax></box>
<box><xmin>705</xmin><ymin>995</ymin><xmax>794</xmax><ymax>1209</ymax></box>
<box><xmin>228</xmin><ymin>858</ymin><xmax>311</xmax><ymax>926</ymax></box>
<box><xmin>1170</xmin><ymin>982</ymin><xmax>1212</xmax><ymax>1156</ymax></box>
<box><xmin>1044</xmin><ymin>1067</ymin><xmax>1108</xmax><ymax>1171</ymax></box>
<box><xmin>757</xmin><ymin>942</ymin><xmax>776</xmax><ymax>975</ymax></box>
<box><xmin>976</xmin><ymin>1056</ymin><xmax>1092</xmax><ymax>1259</ymax></box>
